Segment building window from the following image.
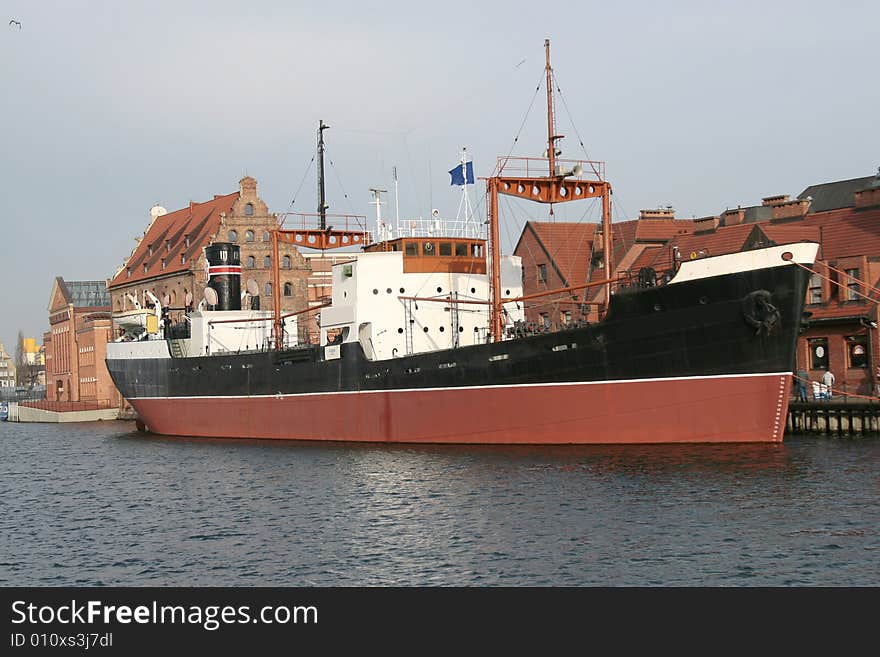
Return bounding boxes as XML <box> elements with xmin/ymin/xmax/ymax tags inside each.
<box><xmin>184</xmin><ymin>234</ymin><xmax>190</xmax><ymax>247</ymax></box>
<box><xmin>161</xmin><ymin>258</ymin><xmax>166</xmax><ymax>270</ymax></box>
<box><xmin>263</xmin><ymin>231</ymin><xmax>270</xmax><ymax>242</ymax></box>
<box><xmin>143</xmin><ymin>263</ymin><xmax>148</xmax><ymax>274</ymax></box>
<box><xmin>846</xmin><ymin>335</ymin><xmax>868</xmax><ymax>368</ymax></box>
<box><xmin>537</xmin><ymin>263</ymin><xmax>548</xmax><ymax>284</ymax></box>
<box><xmin>283</xmin><ymin>282</ymin><xmax>292</xmax><ymax>297</ymax></box>
<box><xmin>405</xmin><ymin>242</ymin><xmax>418</xmax><ymax>256</ymax></box>
<box><xmin>283</xmin><ymin>255</ymin><xmax>291</xmax><ymax>269</ymax></box>
<box><xmin>180</xmin><ymin>254</ymin><xmax>186</xmax><ymax>265</ymax></box>
<box><xmin>245</xmin><ymin>230</ymin><xmax>255</xmax><ymax>242</ymax></box>
<box><xmin>264</xmin><ymin>256</ymin><xmax>271</xmax><ymax>268</ymax></box>
<box><xmin>809</xmin><ymin>338</ymin><xmax>829</xmax><ymax>370</ymax></box>
<box><xmin>148</xmin><ymin>244</ymin><xmax>153</xmax><ymax>256</ymax></box>
<box><xmin>165</xmin><ymin>240</ymin><xmax>171</xmax><ymax>252</ymax></box>
<box><xmin>562</xmin><ymin>310</ymin><xmax>571</xmax><ymax>325</ymax></box>
<box><xmin>264</xmin><ymin>282</ymin><xmax>272</xmax><ymax>297</ymax></box>
<box><xmin>808</xmin><ymin>273</ymin><xmax>822</xmax><ymax>304</ymax></box>
<box><xmin>126</xmin><ymin>268</ymin><xmax>131</xmax><ymax>278</ymax></box>
<box><xmin>539</xmin><ymin>312</ymin><xmax>550</xmax><ymax>329</ymax></box>
<box><xmin>228</xmin><ymin>230</ymin><xmax>238</xmax><ymax>242</ymax></box>
<box><xmin>245</xmin><ymin>203</ymin><xmax>254</xmax><ymax>216</ymax></box>
<box><xmin>845</xmin><ymin>268</ymin><xmax>860</xmax><ymax>301</ymax></box>
<box><xmin>245</xmin><ymin>256</ymin><xmax>255</xmax><ymax>269</ymax></box>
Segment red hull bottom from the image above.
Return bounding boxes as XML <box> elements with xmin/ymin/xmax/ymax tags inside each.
<box><xmin>130</xmin><ymin>373</ymin><xmax>792</xmax><ymax>444</ymax></box>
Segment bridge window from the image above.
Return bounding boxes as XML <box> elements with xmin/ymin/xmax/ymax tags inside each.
<box><xmin>423</xmin><ymin>242</ymin><xmax>436</xmax><ymax>256</ymax></box>
<box><xmin>439</xmin><ymin>242</ymin><xmax>452</xmax><ymax>256</ymax></box>
<box><xmin>455</xmin><ymin>242</ymin><xmax>468</xmax><ymax>257</ymax></box>
<box><xmin>405</xmin><ymin>242</ymin><xmax>418</xmax><ymax>256</ymax></box>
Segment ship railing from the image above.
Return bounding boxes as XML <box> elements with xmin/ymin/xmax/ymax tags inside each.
<box><xmin>278</xmin><ymin>212</ymin><xmax>370</xmax><ymax>234</ymax></box>
<box><xmin>494</xmin><ymin>156</ymin><xmax>605</xmax><ymax>181</ymax></box>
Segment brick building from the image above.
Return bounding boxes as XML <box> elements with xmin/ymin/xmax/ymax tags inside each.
<box><xmin>107</xmin><ymin>176</ymin><xmax>312</xmax><ymax>341</ymax></box>
<box><xmin>43</xmin><ymin>278</ymin><xmax>119</xmax><ymax>405</ymax></box>
<box><xmin>513</xmin><ymin>210</ymin><xmax>692</xmax><ymax>327</ymax></box>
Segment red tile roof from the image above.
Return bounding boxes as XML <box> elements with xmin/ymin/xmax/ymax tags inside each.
<box><xmin>109</xmin><ymin>192</ymin><xmax>239</xmax><ymax>288</ymax></box>
<box><xmin>524</xmin><ymin>222</ymin><xmax>597</xmax><ymax>285</ymax></box>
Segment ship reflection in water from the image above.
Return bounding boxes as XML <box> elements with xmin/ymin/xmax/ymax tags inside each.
<box><xmin>2</xmin><ymin>421</ymin><xmax>877</xmax><ymax>586</ymax></box>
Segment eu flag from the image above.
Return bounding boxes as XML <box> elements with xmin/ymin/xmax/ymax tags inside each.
<box><xmin>449</xmin><ymin>161</ymin><xmax>475</xmax><ymax>186</ymax></box>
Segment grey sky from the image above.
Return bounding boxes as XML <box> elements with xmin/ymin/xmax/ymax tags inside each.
<box><xmin>1</xmin><ymin>0</ymin><xmax>877</xmax><ymax>352</ymax></box>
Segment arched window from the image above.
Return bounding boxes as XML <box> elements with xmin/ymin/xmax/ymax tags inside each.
<box><xmin>245</xmin><ymin>256</ymin><xmax>255</xmax><ymax>269</ymax></box>
<box><xmin>228</xmin><ymin>230</ymin><xmax>238</xmax><ymax>242</ymax></box>
<box><xmin>245</xmin><ymin>230</ymin><xmax>255</xmax><ymax>242</ymax></box>
<box><xmin>264</xmin><ymin>282</ymin><xmax>272</xmax><ymax>297</ymax></box>
<box><xmin>283</xmin><ymin>255</ymin><xmax>291</xmax><ymax>269</ymax></box>
<box><xmin>283</xmin><ymin>282</ymin><xmax>292</xmax><ymax>297</ymax></box>
<box><xmin>263</xmin><ymin>231</ymin><xmax>270</xmax><ymax>242</ymax></box>
<box><xmin>244</xmin><ymin>203</ymin><xmax>254</xmax><ymax>216</ymax></box>
<box><xmin>264</xmin><ymin>256</ymin><xmax>271</xmax><ymax>268</ymax></box>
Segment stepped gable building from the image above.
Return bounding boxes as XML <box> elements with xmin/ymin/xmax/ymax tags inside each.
<box><xmin>43</xmin><ymin>278</ymin><xmax>118</xmax><ymax>405</ymax></box>
<box><xmin>108</xmin><ymin>177</ymin><xmax>312</xmax><ymax>340</ymax></box>
<box><xmin>514</xmin><ymin>210</ymin><xmax>692</xmax><ymax>328</ymax></box>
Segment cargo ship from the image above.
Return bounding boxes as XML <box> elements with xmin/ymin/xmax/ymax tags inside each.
<box><xmin>105</xmin><ymin>41</ymin><xmax>817</xmax><ymax>444</ymax></box>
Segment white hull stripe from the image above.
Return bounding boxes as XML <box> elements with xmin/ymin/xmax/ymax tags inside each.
<box><xmin>130</xmin><ymin>371</ymin><xmax>791</xmax><ymax>400</ymax></box>
<box><xmin>208</xmin><ymin>265</ymin><xmax>241</xmax><ymax>275</ymax></box>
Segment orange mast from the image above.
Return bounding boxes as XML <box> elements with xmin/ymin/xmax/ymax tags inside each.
<box><xmin>486</xmin><ymin>39</ymin><xmax>612</xmax><ymax>342</ymax></box>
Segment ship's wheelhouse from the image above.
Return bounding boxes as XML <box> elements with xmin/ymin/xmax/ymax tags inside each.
<box><xmin>364</xmin><ymin>237</ymin><xmax>487</xmax><ymax>275</ymax></box>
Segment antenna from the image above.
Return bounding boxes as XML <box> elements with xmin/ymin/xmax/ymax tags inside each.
<box><xmin>393</xmin><ymin>166</ymin><xmax>400</xmax><ymax>228</ymax></box>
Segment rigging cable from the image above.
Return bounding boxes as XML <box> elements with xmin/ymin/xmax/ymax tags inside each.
<box><xmin>288</xmin><ymin>155</ymin><xmax>316</xmax><ymax>210</ymax></box>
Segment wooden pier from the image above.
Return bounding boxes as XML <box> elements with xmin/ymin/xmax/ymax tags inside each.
<box><xmin>787</xmin><ymin>400</ymin><xmax>880</xmax><ymax>436</ymax></box>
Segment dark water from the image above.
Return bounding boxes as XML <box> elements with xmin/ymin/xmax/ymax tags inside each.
<box><xmin>1</xmin><ymin>420</ymin><xmax>878</xmax><ymax>586</ymax></box>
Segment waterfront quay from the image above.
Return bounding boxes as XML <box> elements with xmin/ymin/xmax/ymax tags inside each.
<box><xmin>787</xmin><ymin>400</ymin><xmax>880</xmax><ymax>436</ymax></box>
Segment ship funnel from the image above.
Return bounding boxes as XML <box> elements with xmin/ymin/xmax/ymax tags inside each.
<box><xmin>205</xmin><ymin>242</ymin><xmax>242</xmax><ymax>311</ymax></box>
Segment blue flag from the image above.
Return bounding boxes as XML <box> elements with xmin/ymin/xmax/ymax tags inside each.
<box><xmin>449</xmin><ymin>161</ymin><xmax>475</xmax><ymax>186</ymax></box>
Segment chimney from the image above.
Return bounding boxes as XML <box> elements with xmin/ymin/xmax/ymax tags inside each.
<box><xmin>693</xmin><ymin>215</ymin><xmax>719</xmax><ymax>233</ymax></box>
<box><xmin>771</xmin><ymin>198</ymin><xmax>811</xmax><ymax>221</ymax></box>
<box><xmin>722</xmin><ymin>208</ymin><xmax>746</xmax><ymax>226</ymax></box>
<box><xmin>762</xmin><ymin>194</ymin><xmax>790</xmax><ymax>207</ymax></box>
<box><xmin>855</xmin><ymin>168</ymin><xmax>880</xmax><ymax>209</ymax></box>
<box><xmin>639</xmin><ymin>207</ymin><xmax>675</xmax><ymax>220</ymax></box>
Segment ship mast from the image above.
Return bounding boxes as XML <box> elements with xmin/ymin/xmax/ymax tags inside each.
<box><xmin>486</xmin><ymin>39</ymin><xmax>612</xmax><ymax>342</ymax></box>
<box><xmin>317</xmin><ymin>120</ymin><xmax>329</xmax><ymax>230</ymax></box>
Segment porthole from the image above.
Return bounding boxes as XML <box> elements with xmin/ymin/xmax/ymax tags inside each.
<box><xmin>399</xmin><ymin>287</ymin><xmax>405</xmax><ymax>293</ymax></box>
<box><xmin>505</xmin><ymin>289</ymin><xmax>511</xmax><ymax>295</ymax></box>
<box><xmin>459</xmin><ymin>326</ymin><xmax>464</xmax><ymax>332</ymax></box>
<box><xmin>386</xmin><ymin>288</ymin><xmax>392</xmax><ymax>294</ymax></box>
<box><xmin>470</xmin><ymin>287</ymin><xmax>476</xmax><ymax>294</ymax></box>
<box><xmin>423</xmin><ymin>327</ymin><xmax>429</xmax><ymax>333</ymax></box>
<box><xmin>532</xmin><ymin>185</ymin><xmax>540</xmax><ymax>196</ymax></box>
<box><xmin>437</xmin><ymin>287</ymin><xmax>442</xmax><ymax>293</ymax></box>
<box><xmin>373</xmin><ymin>289</ymin><xmax>379</xmax><ymax>295</ymax></box>
<box><xmin>559</xmin><ymin>186</ymin><xmax>568</xmax><ymax>198</ymax></box>
<box><xmin>397</xmin><ymin>328</ymin><xmax>403</xmax><ymax>334</ymax></box>
<box><xmin>439</xmin><ymin>326</ymin><xmax>445</xmax><ymax>332</ymax></box>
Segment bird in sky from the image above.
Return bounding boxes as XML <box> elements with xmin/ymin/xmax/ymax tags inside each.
<box><xmin>9</xmin><ymin>19</ymin><xmax>21</xmax><ymax>29</ymax></box>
